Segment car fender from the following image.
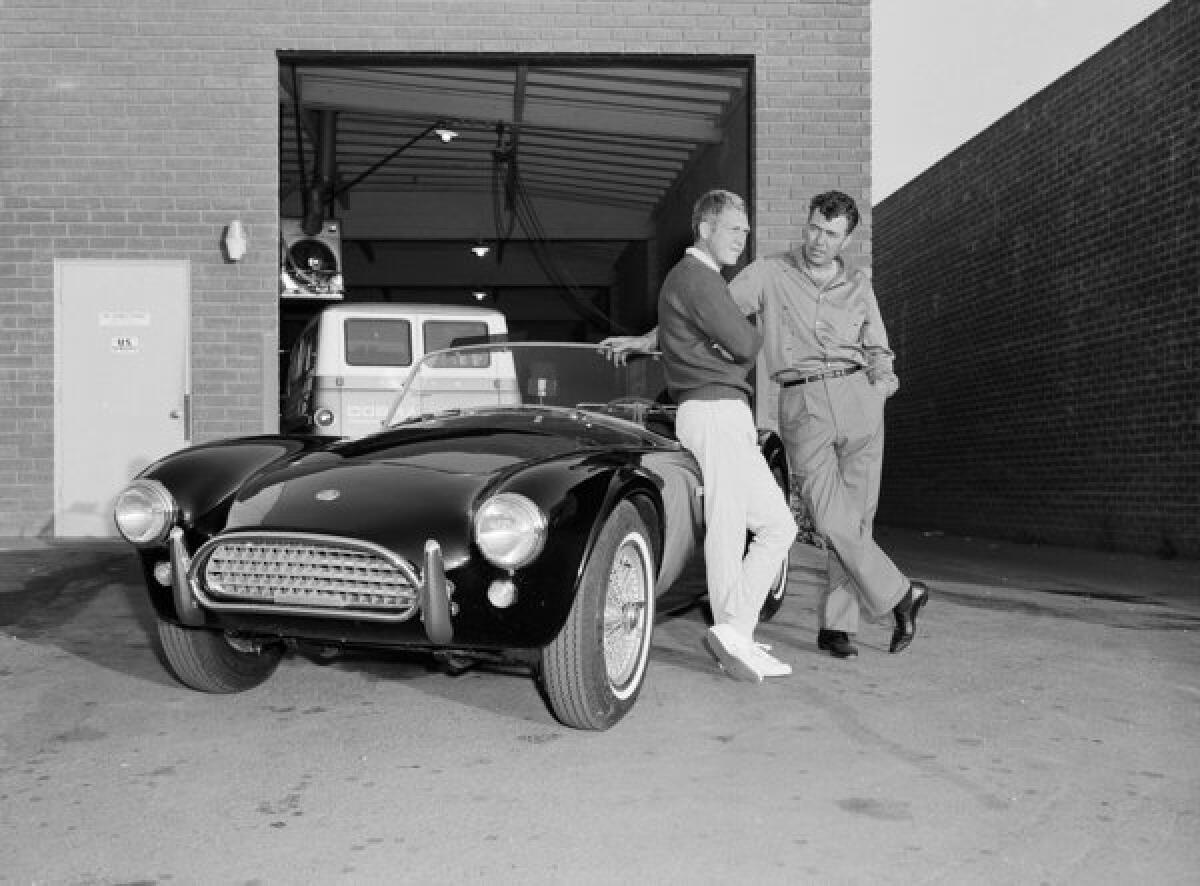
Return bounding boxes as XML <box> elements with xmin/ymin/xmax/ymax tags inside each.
<box><xmin>469</xmin><ymin>453</ymin><xmax>669</xmax><ymax>647</ymax></box>
<box><xmin>132</xmin><ymin>436</ymin><xmax>329</xmax><ymax>622</ymax></box>
<box><xmin>140</xmin><ymin>436</ymin><xmax>328</xmax><ymax>536</ymax></box>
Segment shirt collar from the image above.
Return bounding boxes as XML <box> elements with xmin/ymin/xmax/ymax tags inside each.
<box><xmin>787</xmin><ymin>249</ymin><xmax>846</xmax><ymax>285</ymax></box>
<box><xmin>686</xmin><ymin>246</ymin><xmax>722</xmax><ymax>274</ymax></box>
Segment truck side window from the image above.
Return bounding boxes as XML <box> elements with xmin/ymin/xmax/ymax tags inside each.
<box><xmin>426</xmin><ymin>321</ymin><xmax>491</xmax><ymax>368</ymax></box>
<box><xmin>345</xmin><ymin>318</ymin><xmax>413</xmax><ymax>366</ymax></box>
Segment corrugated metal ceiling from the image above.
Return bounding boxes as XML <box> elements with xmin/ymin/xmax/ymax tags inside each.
<box><xmin>279</xmin><ymin>60</ymin><xmax>751</xmax><ymax>220</ymax></box>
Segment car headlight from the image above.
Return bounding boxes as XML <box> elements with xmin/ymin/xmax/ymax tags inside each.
<box><xmin>473</xmin><ymin>493</ymin><xmax>547</xmax><ymax>570</ymax></box>
<box><xmin>112</xmin><ymin>479</ymin><xmax>177</xmax><ymax>545</ymax></box>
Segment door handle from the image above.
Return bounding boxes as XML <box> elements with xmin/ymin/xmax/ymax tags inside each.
<box><xmin>169</xmin><ymin>396</ymin><xmax>193</xmax><ymax>441</ymax></box>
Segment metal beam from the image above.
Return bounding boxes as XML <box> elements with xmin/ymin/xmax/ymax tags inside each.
<box><xmin>297</xmin><ymin>72</ymin><xmax>722</xmax><ymax>142</ymax></box>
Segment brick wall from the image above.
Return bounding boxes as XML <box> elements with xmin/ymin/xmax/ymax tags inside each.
<box><xmin>874</xmin><ymin>0</ymin><xmax>1197</xmax><ymax>558</ymax></box>
<box><xmin>0</xmin><ymin>0</ymin><xmax>871</xmax><ymax>536</ymax></box>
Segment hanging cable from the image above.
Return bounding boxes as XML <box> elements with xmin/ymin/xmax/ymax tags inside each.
<box><xmin>333</xmin><ymin>122</ymin><xmax>441</xmax><ymax>199</ymax></box>
<box><xmin>491</xmin><ymin>123</ymin><xmax>517</xmax><ymax>262</ymax></box>
<box><xmin>508</xmin><ymin>168</ymin><xmax>632</xmax><ymax>335</ymax></box>
<box><xmin>291</xmin><ymin>65</ymin><xmax>311</xmax><ymax>220</ymax></box>
<box><xmin>485</xmin><ymin>101</ymin><xmax>629</xmax><ymax>334</ymax></box>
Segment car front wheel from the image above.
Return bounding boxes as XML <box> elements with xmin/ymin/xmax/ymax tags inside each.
<box><xmin>156</xmin><ymin>620</ymin><xmax>283</xmax><ymax>693</ymax></box>
<box><xmin>540</xmin><ymin>501</ymin><xmax>656</xmax><ymax>730</ymax></box>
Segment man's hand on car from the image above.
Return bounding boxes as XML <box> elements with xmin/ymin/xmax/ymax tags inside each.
<box><xmin>598</xmin><ymin>332</ymin><xmax>656</xmax><ymax>366</ymax></box>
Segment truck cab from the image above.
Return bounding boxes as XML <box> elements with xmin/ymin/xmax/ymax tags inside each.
<box><xmin>282</xmin><ymin>303</ymin><xmax>509</xmax><ymax>438</ymax></box>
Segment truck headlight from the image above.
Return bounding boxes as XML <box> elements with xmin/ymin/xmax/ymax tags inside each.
<box><xmin>473</xmin><ymin>493</ymin><xmax>546</xmax><ymax>570</ymax></box>
<box><xmin>113</xmin><ymin>479</ymin><xmax>177</xmax><ymax>545</ymax></box>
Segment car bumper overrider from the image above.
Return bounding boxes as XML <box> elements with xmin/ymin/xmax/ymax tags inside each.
<box><xmin>168</xmin><ymin>528</ymin><xmax>455</xmax><ymax>643</ymax></box>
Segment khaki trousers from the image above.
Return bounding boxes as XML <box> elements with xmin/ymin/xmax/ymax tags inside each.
<box><xmin>676</xmin><ymin>399</ymin><xmax>798</xmax><ymax>640</ymax></box>
<box><xmin>777</xmin><ymin>373</ymin><xmax>908</xmax><ymax>633</ymax></box>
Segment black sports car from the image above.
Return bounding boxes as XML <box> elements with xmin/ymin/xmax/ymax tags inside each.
<box><xmin>113</xmin><ymin>342</ymin><xmax>791</xmax><ymax>730</ymax></box>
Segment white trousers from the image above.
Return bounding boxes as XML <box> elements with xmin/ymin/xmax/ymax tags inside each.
<box><xmin>676</xmin><ymin>399</ymin><xmax>798</xmax><ymax>640</ymax></box>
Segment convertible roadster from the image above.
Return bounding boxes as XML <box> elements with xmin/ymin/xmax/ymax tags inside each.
<box><xmin>114</xmin><ymin>341</ymin><xmax>792</xmax><ymax>730</ymax></box>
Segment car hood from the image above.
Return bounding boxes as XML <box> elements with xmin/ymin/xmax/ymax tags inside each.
<box><xmin>223</xmin><ymin>407</ymin><xmax>671</xmax><ymax>548</ymax></box>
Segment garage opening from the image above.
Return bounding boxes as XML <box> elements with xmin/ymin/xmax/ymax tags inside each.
<box><xmin>277</xmin><ymin>53</ymin><xmax>753</xmax><ymax>422</ymax></box>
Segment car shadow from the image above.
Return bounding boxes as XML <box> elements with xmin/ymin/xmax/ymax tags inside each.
<box><xmin>0</xmin><ymin>544</ymin><xmax>828</xmax><ymax>726</ymax></box>
<box><xmin>0</xmin><ymin>545</ymin><xmax>178</xmax><ymax>687</ymax></box>
<box><xmin>304</xmin><ymin>644</ymin><xmax>558</xmax><ymax>725</ymax></box>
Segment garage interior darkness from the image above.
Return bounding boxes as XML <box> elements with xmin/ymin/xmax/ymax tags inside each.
<box><xmin>277</xmin><ymin>53</ymin><xmax>753</xmax><ymax>374</ymax></box>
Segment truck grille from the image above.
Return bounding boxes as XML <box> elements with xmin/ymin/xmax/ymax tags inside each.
<box><xmin>195</xmin><ymin>534</ymin><xmax>419</xmax><ymax>615</ymax></box>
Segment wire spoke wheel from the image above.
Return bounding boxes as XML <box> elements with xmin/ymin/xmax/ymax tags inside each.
<box><xmin>541</xmin><ymin>501</ymin><xmax>656</xmax><ymax>730</ymax></box>
<box><xmin>759</xmin><ymin>460</ymin><xmax>792</xmax><ymax>623</ymax></box>
<box><xmin>602</xmin><ymin>533</ymin><xmax>652</xmax><ymax>689</ymax></box>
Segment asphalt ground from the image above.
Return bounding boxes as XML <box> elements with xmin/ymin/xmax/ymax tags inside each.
<box><xmin>1</xmin><ymin>528</ymin><xmax>1198</xmax><ymax>885</ymax></box>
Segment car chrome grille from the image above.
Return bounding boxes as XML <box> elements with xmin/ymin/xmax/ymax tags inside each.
<box><xmin>197</xmin><ymin>536</ymin><xmax>419</xmax><ymax>614</ymax></box>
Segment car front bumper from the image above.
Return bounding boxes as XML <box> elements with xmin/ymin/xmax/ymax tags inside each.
<box><xmin>168</xmin><ymin>527</ymin><xmax>455</xmax><ymax>644</ymax></box>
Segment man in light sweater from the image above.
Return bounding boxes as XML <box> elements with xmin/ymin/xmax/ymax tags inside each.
<box><xmin>653</xmin><ymin>190</ymin><xmax>798</xmax><ymax>682</ymax></box>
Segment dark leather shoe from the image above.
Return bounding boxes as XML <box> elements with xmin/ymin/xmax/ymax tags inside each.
<box><xmin>890</xmin><ymin>581</ymin><xmax>930</xmax><ymax>654</ymax></box>
<box><xmin>817</xmin><ymin>629</ymin><xmax>858</xmax><ymax>659</ymax></box>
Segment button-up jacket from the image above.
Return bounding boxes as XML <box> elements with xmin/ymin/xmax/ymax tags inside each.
<box><xmin>728</xmin><ymin>251</ymin><xmax>899</xmax><ymax>397</ymax></box>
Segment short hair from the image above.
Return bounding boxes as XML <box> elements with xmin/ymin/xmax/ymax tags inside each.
<box><xmin>692</xmin><ymin>189</ymin><xmax>746</xmax><ymax>239</ymax></box>
<box><xmin>809</xmin><ymin>190</ymin><xmax>860</xmax><ymax>233</ymax></box>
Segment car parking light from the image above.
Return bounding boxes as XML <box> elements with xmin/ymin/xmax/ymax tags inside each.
<box><xmin>487</xmin><ymin>578</ymin><xmax>517</xmax><ymax>609</ymax></box>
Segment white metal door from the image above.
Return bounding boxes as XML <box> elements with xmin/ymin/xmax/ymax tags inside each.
<box><xmin>55</xmin><ymin>260</ymin><xmax>190</xmax><ymax>537</ymax></box>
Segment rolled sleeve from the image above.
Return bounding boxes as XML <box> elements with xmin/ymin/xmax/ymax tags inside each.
<box><xmin>860</xmin><ymin>283</ymin><xmax>899</xmax><ymax>397</ymax></box>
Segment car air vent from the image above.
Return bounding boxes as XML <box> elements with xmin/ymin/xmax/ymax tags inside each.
<box><xmin>195</xmin><ymin>533</ymin><xmax>419</xmax><ymax>615</ymax></box>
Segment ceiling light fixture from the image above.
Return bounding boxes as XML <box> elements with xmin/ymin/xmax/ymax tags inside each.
<box><xmin>472</xmin><ymin>290</ymin><xmax>489</xmax><ymax>301</ymax></box>
<box><xmin>434</xmin><ymin>127</ymin><xmax>459</xmax><ymax>143</ymax></box>
<box><xmin>471</xmin><ymin>242</ymin><xmax>490</xmax><ymax>258</ymax></box>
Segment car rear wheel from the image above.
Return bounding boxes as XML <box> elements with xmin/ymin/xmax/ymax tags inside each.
<box><xmin>540</xmin><ymin>501</ymin><xmax>656</xmax><ymax>730</ymax></box>
<box><xmin>758</xmin><ymin>461</ymin><xmax>792</xmax><ymax>622</ymax></box>
<box><xmin>156</xmin><ymin>619</ymin><xmax>283</xmax><ymax>693</ymax></box>
<box><xmin>758</xmin><ymin>557</ymin><xmax>790</xmax><ymax>622</ymax></box>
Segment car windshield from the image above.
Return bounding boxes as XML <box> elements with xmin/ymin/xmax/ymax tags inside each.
<box><xmin>384</xmin><ymin>341</ymin><xmax>674</xmax><ymax>429</ymax></box>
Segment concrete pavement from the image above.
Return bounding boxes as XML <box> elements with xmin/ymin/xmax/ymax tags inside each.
<box><xmin>1</xmin><ymin>528</ymin><xmax>1197</xmax><ymax>885</ymax></box>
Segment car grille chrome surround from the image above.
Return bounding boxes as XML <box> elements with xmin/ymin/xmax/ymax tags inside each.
<box><xmin>189</xmin><ymin>531</ymin><xmax>422</xmax><ymax>620</ymax></box>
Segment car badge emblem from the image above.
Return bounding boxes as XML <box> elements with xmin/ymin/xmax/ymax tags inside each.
<box><xmin>315</xmin><ymin>489</ymin><xmax>341</xmax><ymax>502</ymax></box>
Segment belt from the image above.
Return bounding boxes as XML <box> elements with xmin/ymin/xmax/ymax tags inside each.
<box><xmin>778</xmin><ymin>365</ymin><xmax>863</xmax><ymax>387</ymax></box>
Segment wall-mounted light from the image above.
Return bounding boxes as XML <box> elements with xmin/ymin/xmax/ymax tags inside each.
<box><xmin>224</xmin><ymin>220</ymin><xmax>248</xmax><ymax>262</ymax></box>
<box><xmin>434</xmin><ymin>127</ymin><xmax>459</xmax><ymax>143</ymax></box>
<box><xmin>470</xmin><ymin>242</ymin><xmax>490</xmax><ymax>258</ymax></box>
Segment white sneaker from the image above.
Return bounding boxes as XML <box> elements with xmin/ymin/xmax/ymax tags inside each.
<box><xmin>704</xmin><ymin>625</ymin><xmax>763</xmax><ymax>683</ymax></box>
<box><xmin>748</xmin><ymin>642</ymin><xmax>792</xmax><ymax>677</ymax></box>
